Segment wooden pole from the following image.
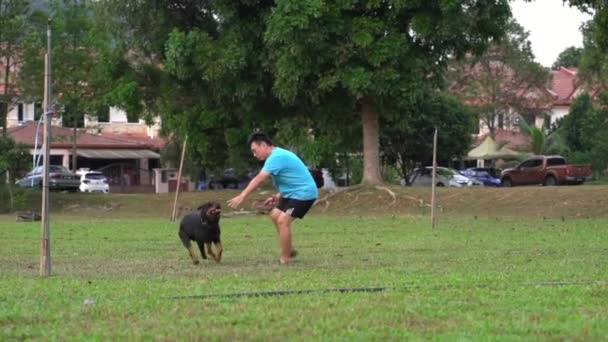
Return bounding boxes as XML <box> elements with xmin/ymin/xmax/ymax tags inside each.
<box><xmin>40</xmin><ymin>19</ymin><xmax>52</xmax><ymax>277</ymax></box>
<box><xmin>171</xmin><ymin>135</ymin><xmax>188</xmax><ymax>222</ymax></box>
<box><xmin>431</xmin><ymin>128</ymin><xmax>438</xmax><ymax>228</ymax></box>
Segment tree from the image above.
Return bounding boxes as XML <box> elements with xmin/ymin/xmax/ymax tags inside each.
<box><xmin>552</xmin><ymin>46</ymin><xmax>583</xmax><ymax>69</ymax></box>
<box><xmin>447</xmin><ymin>19</ymin><xmax>551</xmax><ymax>139</ymax></box>
<box><xmin>558</xmin><ymin>93</ymin><xmax>604</xmax><ymax>151</ymax></box>
<box><xmin>264</xmin><ymin>1</ymin><xmax>512</xmax><ymax>185</ymax></box>
<box><xmin>0</xmin><ymin>0</ymin><xmax>32</xmax><ymax>136</ymax></box>
<box><xmin>569</xmin><ymin>1</ymin><xmax>608</xmax><ymax>92</ymax></box>
<box><xmin>381</xmin><ymin>93</ymin><xmax>476</xmax><ymax>184</ymax></box>
<box><xmin>99</xmin><ymin>1</ymin><xmax>511</xmax><ymax>185</ymax></box>
<box><xmin>20</xmin><ymin>1</ymin><xmax>108</xmax><ymax>171</ymax></box>
<box><xmin>517</xmin><ymin>115</ymin><xmax>566</xmax><ymax>155</ymax></box>
<box><xmin>97</xmin><ymin>1</ymin><xmax>286</xmax><ymax>178</ymax></box>
<box><xmin>0</xmin><ymin>136</ymin><xmax>30</xmax><ymax>211</ymax></box>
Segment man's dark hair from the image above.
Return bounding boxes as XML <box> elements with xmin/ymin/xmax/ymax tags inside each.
<box><xmin>247</xmin><ymin>131</ymin><xmax>273</xmax><ymax>146</ymax></box>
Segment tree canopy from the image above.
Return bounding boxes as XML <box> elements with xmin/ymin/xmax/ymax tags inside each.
<box><xmin>97</xmin><ymin>0</ymin><xmax>512</xmax><ymax>184</ymax></box>
<box><xmin>552</xmin><ymin>46</ymin><xmax>583</xmax><ymax>69</ymax></box>
<box><xmin>447</xmin><ymin>19</ymin><xmax>550</xmax><ymax>138</ymax></box>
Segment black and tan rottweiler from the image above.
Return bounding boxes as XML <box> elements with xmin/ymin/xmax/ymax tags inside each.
<box><xmin>178</xmin><ymin>201</ymin><xmax>223</xmax><ymax>264</ymax></box>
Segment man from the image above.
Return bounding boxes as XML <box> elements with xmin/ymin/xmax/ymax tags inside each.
<box><xmin>227</xmin><ymin>132</ymin><xmax>319</xmax><ymax>264</ymax></box>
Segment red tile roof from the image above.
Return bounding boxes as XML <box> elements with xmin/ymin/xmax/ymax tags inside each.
<box><xmin>7</xmin><ymin>122</ymin><xmax>165</xmax><ymax>150</ymax></box>
<box><xmin>548</xmin><ymin>67</ymin><xmax>578</xmax><ymax>105</ymax></box>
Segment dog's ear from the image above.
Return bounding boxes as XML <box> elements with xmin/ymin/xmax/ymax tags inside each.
<box><xmin>197</xmin><ymin>202</ymin><xmax>212</xmax><ymax>216</ymax></box>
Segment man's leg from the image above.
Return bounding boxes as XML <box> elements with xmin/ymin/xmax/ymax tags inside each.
<box><xmin>270</xmin><ymin>208</ymin><xmax>296</xmax><ymax>263</ymax></box>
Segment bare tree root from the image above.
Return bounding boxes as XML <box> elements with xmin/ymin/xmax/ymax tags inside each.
<box><xmin>375</xmin><ymin>186</ymin><xmax>396</xmax><ymax>206</ymax></box>
<box><xmin>313</xmin><ymin>184</ymin><xmax>365</xmax><ymax>209</ymax></box>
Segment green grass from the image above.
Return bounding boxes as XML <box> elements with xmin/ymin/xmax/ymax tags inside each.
<box><xmin>1</xmin><ymin>213</ymin><xmax>607</xmax><ymax>340</ymax></box>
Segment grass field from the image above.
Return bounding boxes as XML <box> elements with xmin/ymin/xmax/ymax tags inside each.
<box><xmin>1</xmin><ymin>187</ymin><xmax>608</xmax><ymax>340</ymax></box>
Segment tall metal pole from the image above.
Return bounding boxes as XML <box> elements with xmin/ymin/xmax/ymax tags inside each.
<box><xmin>40</xmin><ymin>19</ymin><xmax>52</xmax><ymax>277</ymax></box>
<box><xmin>431</xmin><ymin>128</ymin><xmax>438</xmax><ymax>229</ymax></box>
<box><xmin>171</xmin><ymin>135</ymin><xmax>188</xmax><ymax>222</ymax></box>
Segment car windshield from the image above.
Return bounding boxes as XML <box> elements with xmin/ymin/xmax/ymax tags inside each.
<box><xmin>49</xmin><ymin>165</ymin><xmax>70</xmax><ymax>173</ymax></box>
<box><xmin>438</xmin><ymin>168</ymin><xmax>460</xmax><ymax>176</ymax></box>
<box><xmin>85</xmin><ymin>173</ymin><xmax>105</xmax><ymax>180</ymax></box>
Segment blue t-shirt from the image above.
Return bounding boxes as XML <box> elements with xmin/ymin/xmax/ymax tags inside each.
<box><xmin>262</xmin><ymin>147</ymin><xmax>319</xmax><ymax>200</ymax></box>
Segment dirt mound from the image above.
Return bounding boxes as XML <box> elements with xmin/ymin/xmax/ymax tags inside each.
<box><xmin>6</xmin><ymin>185</ymin><xmax>607</xmax><ymax>219</ymax></box>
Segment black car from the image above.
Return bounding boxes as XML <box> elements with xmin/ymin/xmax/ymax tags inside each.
<box><xmin>16</xmin><ymin>165</ymin><xmax>80</xmax><ymax>191</ymax></box>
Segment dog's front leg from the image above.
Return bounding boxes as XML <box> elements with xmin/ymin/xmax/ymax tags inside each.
<box><xmin>187</xmin><ymin>245</ymin><xmax>200</xmax><ymax>265</ymax></box>
<box><xmin>196</xmin><ymin>241</ymin><xmax>207</xmax><ymax>260</ymax></box>
<box><xmin>214</xmin><ymin>241</ymin><xmax>223</xmax><ymax>263</ymax></box>
<box><xmin>205</xmin><ymin>242</ymin><xmax>217</xmax><ymax>261</ymax></box>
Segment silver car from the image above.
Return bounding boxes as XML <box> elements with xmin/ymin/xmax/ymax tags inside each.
<box><xmin>409</xmin><ymin>167</ymin><xmax>482</xmax><ymax>187</ymax></box>
<box><xmin>16</xmin><ymin>165</ymin><xmax>80</xmax><ymax>191</ymax></box>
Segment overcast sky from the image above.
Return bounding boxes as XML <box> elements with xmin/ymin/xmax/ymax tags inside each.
<box><xmin>511</xmin><ymin>0</ymin><xmax>593</xmax><ymax>67</ymax></box>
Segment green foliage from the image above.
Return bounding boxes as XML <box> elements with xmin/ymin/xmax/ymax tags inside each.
<box><xmin>559</xmin><ymin>94</ymin><xmax>594</xmax><ymax>152</ymax></box>
<box><xmin>448</xmin><ymin>19</ymin><xmax>551</xmax><ymax>138</ymax></box>
<box><xmin>517</xmin><ymin>117</ymin><xmax>567</xmax><ymax>155</ymax></box>
<box><xmin>552</xmin><ymin>46</ymin><xmax>583</xmax><ymax>69</ymax></box>
<box><xmin>20</xmin><ymin>1</ymin><xmax>111</xmax><ymax>128</ymax></box>
<box><xmin>99</xmin><ymin>1</ymin><xmax>512</xmax><ymax>184</ymax></box>
<box><xmin>0</xmin><ymin>136</ymin><xmax>31</xmax><ymax>212</ymax></box>
<box><xmin>381</xmin><ymin>93</ymin><xmax>476</xmax><ymax>183</ymax></box>
<box><xmin>0</xmin><ymin>0</ymin><xmax>35</xmax><ymax>134</ymax></box>
<box><xmin>0</xmin><ymin>135</ymin><xmax>30</xmax><ymax>179</ymax></box>
<box><xmin>556</xmin><ymin>93</ymin><xmax>608</xmax><ymax>176</ymax></box>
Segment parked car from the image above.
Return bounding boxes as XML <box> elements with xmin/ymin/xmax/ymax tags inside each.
<box><xmin>78</xmin><ymin>171</ymin><xmax>110</xmax><ymax>193</ymax></box>
<box><xmin>16</xmin><ymin>165</ymin><xmax>80</xmax><ymax>191</ymax></box>
<box><xmin>462</xmin><ymin>167</ymin><xmax>502</xmax><ymax>187</ymax></box>
<box><xmin>409</xmin><ymin>167</ymin><xmax>482</xmax><ymax>187</ymax></box>
<box><xmin>207</xmin><ymin>168</ymin><xmax>253</xmax><ymax>190</ymax></box>
<box><xmin>500</xmin><ymin>155</ymin><xmax>592</xmax><ymax>186</ymax></box>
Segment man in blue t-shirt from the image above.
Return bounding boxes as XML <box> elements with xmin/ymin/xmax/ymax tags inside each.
<box><xmin>227</xmin><ymin>132</ymin><xmax>319</xmax><ymax>264</ymax></box>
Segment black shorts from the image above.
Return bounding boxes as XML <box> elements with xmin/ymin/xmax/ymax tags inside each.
<box><xmin>276</xmin><ymin>197</ymin><xmax>316</xmax><ymax>219</ymax></box>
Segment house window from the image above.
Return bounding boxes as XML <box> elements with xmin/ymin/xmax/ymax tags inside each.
<box><xmin>498</xmin><ymin>113</ymin><xmax>504</xmax><ymax>129</ymax></box>
<box><xmin>522</xmin><ymin>113</ymin><xmax>535</xmax><ymax>126</ymax></box>
<box><xmin>126</xmin><ymin>112</ymin><xmax>139</xmax><ymax>123</ymax></box>
<box><xmin>544</xmin><ymin>114</ymin><xmax>551</xmax><ymax>130</ymax></box>
<box><xmin>161</xmin><ymin>170</ymin><xmax>168</xmax><ymax>183</ymax></box>
<box><xmin>34</xmin><ymin>102</ymin><xmax>43</xmax><ymax>121</ymax></box>
<box><xmin>96</xmin><ymin>105</ymin><xmax>109</xmax><ymax>122</ymax></box>
<box><xmin>17</xmin><ymin>103</ymin><xmax>24</xmax><ymax>122</ymax></box>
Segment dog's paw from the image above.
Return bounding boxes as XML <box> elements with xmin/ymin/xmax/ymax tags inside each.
<box><xmin>192</xmin><ymin>260</ymin><xmax>200</xmax><ymax>265</ymax></box>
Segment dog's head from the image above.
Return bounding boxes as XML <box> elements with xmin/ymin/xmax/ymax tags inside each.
<box><xmin>198</xmin><ymin>201</ymin><xmax>222</xmax><ymax>223</ymax></box>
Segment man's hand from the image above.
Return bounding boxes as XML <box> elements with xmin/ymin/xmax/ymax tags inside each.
<box><xmin>264</xmin><ymin>194</ymin><xmax>279</xmax><ymax>206</ymax></box>
<box><xmin>227</xmin><ymin>194</ymin><xmax>246</xmax><ymax>208</ymax></box>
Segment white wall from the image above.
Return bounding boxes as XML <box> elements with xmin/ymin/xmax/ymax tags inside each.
<box><xmin>6</xmin><ymin>102</ymin><xmax>36</xmax><ymax>127</ymax></box>
<box><xmin>550</xmin><ymin>106</ymin><xmax>570</xmax><ymax>125</ymax></box>
<box><xmin>84</xmin><ymin>106</ymin><xmax>161</xmax><ymax>138</ymax></box>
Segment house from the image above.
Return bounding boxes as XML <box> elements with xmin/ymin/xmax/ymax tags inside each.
<box><xmin>7</xmin><ymin>118</ymin><xmax>165</xmax><ymax>192</ymax></box>
<box><xmin>545</xmin><ymin>66</ymin><xmax>580</xmax><ymax>126</ymax></box>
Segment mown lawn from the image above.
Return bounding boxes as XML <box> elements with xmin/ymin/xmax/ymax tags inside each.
<box><xmin>1</xmin><ymin>213</ymin><xmax>607</xmax><ymax>340</ymax></box>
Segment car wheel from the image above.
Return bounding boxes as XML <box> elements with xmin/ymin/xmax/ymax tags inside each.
<box><xmin>436</xmin><ymin>182</ymin><xmax>445</xmax><ymax>187</ymax></box>
<box><xmin>543</xmin><ymin>176</ymin><xmax>558</xmax><ymax>186</ymax></box>
<box><xmin>501</xmin><ymin>178</ymin><xmax>512</xmax><ymax>187</ymax></box>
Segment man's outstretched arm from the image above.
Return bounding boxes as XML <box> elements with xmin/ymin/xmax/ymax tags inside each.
<box><xmin>227</xmin><ymin>171</ymin><xmax>271</xmax><ymax>208</ymax></box>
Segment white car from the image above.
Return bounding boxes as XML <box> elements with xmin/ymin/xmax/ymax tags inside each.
<box><xmin>79</xmin><ymin>171</ymin><xmax>110</xmax><ymax>193</ymax></box>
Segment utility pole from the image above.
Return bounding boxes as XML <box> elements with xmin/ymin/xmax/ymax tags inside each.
<box><xmin>40</xmin><ymin>18</ymin><xmax>52</xmax><ymax>277</ymax></box>
<box><xmin>431</xmin><ymin>128</ymin><xmax>438</xmax><ymax>228</ymax></box>
<box><xmin>171</xmin><ymin>135</ymin><xmax>188</xmax><ymax>222</ymax></box>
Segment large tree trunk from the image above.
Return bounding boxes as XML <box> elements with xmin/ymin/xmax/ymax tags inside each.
<box><xmin>360</xmin><ymin>96</ymin><xmax>382</xmax><ymax>185</ymax></box>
